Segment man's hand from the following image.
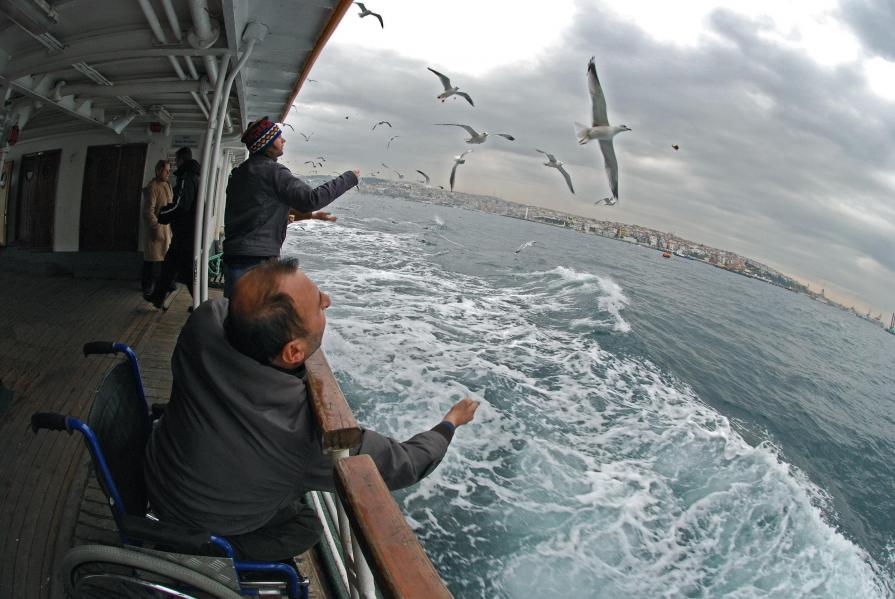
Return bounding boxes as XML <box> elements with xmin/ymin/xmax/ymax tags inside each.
<box><xmin>352</xmin><ymin>169</ymin><xmax>361</xmax><ymax>178</ymax></box>
<box><xmin>443</xmin><ymin>397</ymin><xmax>480</xmax><ymax>428</ymax></box>
<box><xmin>294</xmin><ymin>211</ymin><xmax>337</xmax><ymax>222</ymax></box>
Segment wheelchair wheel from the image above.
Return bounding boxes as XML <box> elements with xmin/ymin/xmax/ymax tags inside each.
<box><xmin>60</xmin><ymin>544</ymin><xmax>242</xmax><ymax>599</ymax></box>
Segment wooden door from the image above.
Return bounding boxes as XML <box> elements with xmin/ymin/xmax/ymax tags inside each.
<box><xmin>0</xmin><ymin>160</ymin><xmax>12</xmax><ymax>246</ymax></box>
<box><xmin>80</xmin><ymin>144</ymin><xmax>147</xmax><ymax>251</ymax></box>
<box><xmin>15</xmin><ymin>150</ymin><xmax>60</xmax><ymax>248</ymax></box>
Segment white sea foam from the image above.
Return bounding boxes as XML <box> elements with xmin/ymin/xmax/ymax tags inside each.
<box><xmin>285</xmin><ymin>220</ymin><xmax>889</xmax><ymax>598</ymax></box>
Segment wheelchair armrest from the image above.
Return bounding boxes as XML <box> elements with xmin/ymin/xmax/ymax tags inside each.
<box><xmin>121</xmin><ymin>513</ymin><xmax>216</xmax><ymax>555</ymax></box>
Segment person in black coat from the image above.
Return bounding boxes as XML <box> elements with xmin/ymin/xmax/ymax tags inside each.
<box><xmin>147</xmin><ymin>147</ymin><xmax>200</xmax><ymax>309</ymax></box>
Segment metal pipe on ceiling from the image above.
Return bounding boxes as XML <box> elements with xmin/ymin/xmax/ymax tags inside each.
<box><xmin>61</xmin><ymin>79</ymin><xmax>204</xmax><ymax>97</ymax></box>
<box><xmin>136</xmin><ymin>0</ymin><xmax>209</xmax><ymax>125</ymax></box>
<box><xmin>185</xmin><ymin>0</ymin><xmax>232</xmax><ymax>132</ymax></box>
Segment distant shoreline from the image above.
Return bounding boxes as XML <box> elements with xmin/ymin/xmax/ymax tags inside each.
<box><xmin>319</xmin><ymin>176</ymin><xmax>893</xmax><ymax>332</ymax></box>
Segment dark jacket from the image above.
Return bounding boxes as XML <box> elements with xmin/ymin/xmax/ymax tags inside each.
<box><xmin>223</xmin><ymin>154</ymin><xmax>358</xmax><ymax>258</ymax></box>
<box><xmin>158</xmin><ymin>159</ymin><xmax>201</xmax><ymax>249</ymax></box>
<box><xmin>143</xmin><ymin>298</ymin><xmax>452</xmax><ymax>536</ymax></box>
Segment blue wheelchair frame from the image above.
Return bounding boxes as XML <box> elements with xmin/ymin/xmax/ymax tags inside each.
<box><xmin>31</xmin><ymin>342</ymin><xmax>309</xmax><ymax>599</ymax></box>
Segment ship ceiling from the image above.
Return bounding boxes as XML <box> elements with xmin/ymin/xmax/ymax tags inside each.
<box><xmin>0</xmin><ymin>0</ymin><xmax>346</xmax><ymax>140</ymax></box>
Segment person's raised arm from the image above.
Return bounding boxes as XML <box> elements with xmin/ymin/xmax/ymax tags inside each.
<box><xmin>274</xmin><ymin>165</ymin><xmax>360</xmax><ymax>213</ymax></box>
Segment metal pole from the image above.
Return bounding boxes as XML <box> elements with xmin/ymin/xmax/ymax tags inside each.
<box><xmin>332</xmin><ymin>448</ymin><xmax>377</xmax><ymax>599</ymax></box>
<box><xmin>199</xmin><ymin>35</ymin><xmax>260</xmax><ymax>302</ymax></box>
<box><xmin>191</xmin><ymin>53</ymin><xmax>229</xmax><ymax>304</ymax></box>
<box><xmin>310</xmin><ymin>491</ymin><xmax>350</xmax><ymax>591</ymax></box>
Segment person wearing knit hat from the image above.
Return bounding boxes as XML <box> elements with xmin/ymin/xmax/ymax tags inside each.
<box><xmin>222</xmin><ymin>117</ymin><xmax>360</xmax><ymax>297</ymax></box>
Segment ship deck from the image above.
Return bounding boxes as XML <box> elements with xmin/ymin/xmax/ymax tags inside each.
<box><xmin>0</xmin><ymin>269</ymin><xmax>327</xmax><ymax>598</ymax></box>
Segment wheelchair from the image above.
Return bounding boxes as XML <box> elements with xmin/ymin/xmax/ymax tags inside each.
<box><xmin>31</xmin><ymin>342</ymin><xmax>311</xmax><ymax>598</ymax></box>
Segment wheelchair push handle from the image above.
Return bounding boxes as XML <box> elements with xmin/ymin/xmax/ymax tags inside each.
<box><xmin>31</xmin><ymin>412</ymin><xmax>70</xmax><ymax>434</ymax></box>
<box><xmin>83</xmin><ymin>341</ymin><xmax>117</xmax><ymax>356</ymax></box>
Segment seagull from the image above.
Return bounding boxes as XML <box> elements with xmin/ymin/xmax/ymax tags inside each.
<box><xmin>372</xmin><ymin>120</ymin><xmax>392</xmax><ymax>131</ymax></box>
<box><xmin>576</xmin><ymin>56</ymin><xmax>631</xmax><ymax>204</ymax></box>
<box><xmin>436</xmin><ymin>123</ymin><xmax>514</xmax><ymax>144</ymax></box>
<box><xmin>354</xmin><ymin>2</ymin><xmax>383</xmax><ymax>27</ymax></box>
<box><xmin>449</xmin><ymin>149</ymin><xmax>473</xmax><ymax>191</ymax></box>
<box><xmin>281</xmin><ymin>122</ymin><xmax>294</xmax><ymax>131</ymax></box>
<box><xmin>307</xmin><ymin>79</ymin><xmax>319</xmax><ymax>83</ymax></box>
<box><xmin>514</xmin><ymin>241</ymin><xmax>537</xmax><ymax>254</ymax></box>
<box><xmin>536</xmin><ymin>149</ymin><xmax>574</xmax><ymax>194</ymax></box>
<box><xmin>381</xmin><ymin>162</ymin><xmax>404</xmax><ymax>179</ymax></box>
<box><xmin>387</xmin><ymin>135</ymin><xmax>400</xmax><ymax>149</ymax></box>
<box><xmin>416</xmin><ymin>169</ymin><xmax>430</xmax><ymax>185</ymax></box>
<box><xmin>671</xmin><ymin>144</ymin><xmax>679</xmax><ymax>151</ymax></box>
<box><xmin>299</xmin><ymin>131</ymin><xmax>312</xmax><ymax>142</ymax></box>
<box><xmin>427</xmin><ymin>67</ymin><xmax>474</xmax><ymax>106</ymax></box>
<box><xmin>316</xmin><ymin>156</ymin><xmax>326</xmax><ymax>162</ymax></box>
<box><xmin>594</xmin><ymin>197</ymin><xmax>618</xmax><ymax>206</ymax></box>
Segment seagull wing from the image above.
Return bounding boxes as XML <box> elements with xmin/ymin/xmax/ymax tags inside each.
<box><xmin>381</xmin><ymin>162</ymin><xmax>391</xmax><ymax>169</ymax></box>
<box><xmin>495</xmin><ymin>133</ymin><xmax>515</xmax><ymax>141</ymax></box>
<box><xmin>450</xmin><ymin>162</ymin><xmax>459</xmax><ymax>190</ymax></box>
<box><xmin>459</xmin><ymin>149</ymin><xmax>474</xmax><ymax>159</ymax></box>
<box><xmin>557</xmin><ymin>164</ymin><xmax>575</xmax><ymax>194</ymax></box>
<box><xmin>356</xmin><ymin>2</ymin><xmax>367</xmax><ymax>12</ymax></box>
<box><xmin>599</xmin><ymin>140</ymin><xmax>619</xmax><ymax>200</ymax></box>
<box><xmin>428</xmin><ymin>67</ymin><xmax>453</xmax><ymax>91</ymax></box>
<box><xmin>437</xmin><ymin>123</ymin><xmax>479</xmax><ymax>137</ymax></box>
<box><xmin>372</xmin><ymin>11</ymin><xmax>384</xmax><ymax>27</ymax></box>
<box><xmin>455</xmin><ymin>91</ymin><xmax>475</xmax><ymax>107</ymax></box>
<box><xmin>416</xmin><ymin>170</ymin><xmax>430</xmax><ymax>184</ymax></box>
<box><xmin>588</xmin><ymin>57</ymin><xmax>610</xmax><ymax>127</ymax></box>
<box><xmin>535</xmin><ymin>149</ymin><xmax>558</xmax><ymax>163</ymax></box>
<box><xmin>281</xmin><ymin>122</ymin><xmax>294</xmax><ymax>131</ymax></box>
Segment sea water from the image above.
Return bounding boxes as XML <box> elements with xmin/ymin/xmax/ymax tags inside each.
<box><xmin>284</xmin><ymin>193</ymin><xmax>894</xmax><ymax>598</ymax></box>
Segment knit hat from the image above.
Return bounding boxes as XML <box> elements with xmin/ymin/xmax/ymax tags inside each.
<box><xmin>241</xmin><ymin>116</ymin><xmax>282</xmax><ymax>154</ymax></box>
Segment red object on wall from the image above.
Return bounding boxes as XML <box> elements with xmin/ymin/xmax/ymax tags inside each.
<box><xmin>149</xmin><ymin>122</ymin><xmax>163</xmax><ymax>133</ymax></box>
<box><xmin>7</xmin><ymin>125</ymin><xmax>19</xmax><ymax>146</ymax></box>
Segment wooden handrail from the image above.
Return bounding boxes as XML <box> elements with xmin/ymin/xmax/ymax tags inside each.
<box><xmin>334</xmin><ymin>455</ymin><xmax>454</xmax><ymax>599</ymax></box>
<box><xmin>305</xmin><ymin>349</ymin><xmax>362</xmax><ymax>450</ymax></box>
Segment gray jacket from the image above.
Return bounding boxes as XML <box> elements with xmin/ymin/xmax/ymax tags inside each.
<box><xmin>144</xmin><ymin>298</ymin><xmax>452</xmax><ymax>536</ymax></box>
<box><xmin>223</xmin><ymin>154</ymin><xmax>358</xmax><ymax>258</ymax></box>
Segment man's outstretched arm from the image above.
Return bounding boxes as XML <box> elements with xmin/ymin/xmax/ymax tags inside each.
<box><xmin>302</xmin><ymin>397</ymin><xmax>479</xmax><ymax>492</ymax></box>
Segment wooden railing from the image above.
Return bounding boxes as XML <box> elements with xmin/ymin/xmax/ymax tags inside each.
<box><xmin>305</xmin><ymin>349</ymin><xmax>454</xmax><ymax>599</ymax></box>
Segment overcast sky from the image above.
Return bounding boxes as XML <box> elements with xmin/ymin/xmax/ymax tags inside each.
<box><xmin>283</xmin><ymin>0</ymin><xmax>895</xmax><ymax>317</ymax></box>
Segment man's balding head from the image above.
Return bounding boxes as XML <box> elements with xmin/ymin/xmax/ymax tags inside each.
<box><xmin>226</xmin><ymin>258</ymin><xmax>331</xmax><ymax>367</ymax></box>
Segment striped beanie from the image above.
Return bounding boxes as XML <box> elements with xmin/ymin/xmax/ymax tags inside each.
<box><xmin>241</xmin><ymin>116</ymin><xmax>282</xmax><ymax>154</ymax></box>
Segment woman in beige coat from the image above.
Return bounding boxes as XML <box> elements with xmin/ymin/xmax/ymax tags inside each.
<box><xmin>142</xmin><ymin>160</ymin><xmax>173</xmax><ymax>297</ymax></box>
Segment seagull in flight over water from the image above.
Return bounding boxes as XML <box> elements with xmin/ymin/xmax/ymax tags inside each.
<box><xmin>354</xmin><ymin>2</ymin><xmax>383</xmax><ymax>28</ymax></box>
<box><xmin>416</xmin><ymin>170</ymin><xmax>431</xmax><ymax>185</ymax></box>
<box><xmin>536</xmin><ymin>149</ymin><xmax>574</xmax><ymax>194</ymax></box>
<box><xmin>299</xmin><ymin>131</ymin><xmax>312</xmax><ymax>142</ymax></box>
<box><xmin>387</xmin><ymin>135</ymin><xmax>400</xmax><ymax>149</ymax></box>
<box><xmin>372</xmin><ymin>120</ymin><xmax>392</xmax><ymax>131</ymax></box>
<box><xmin>427</xmin><ymin>67</ymin><xmax>474</xmax><ymax>106</ymax></box>
<box><xmin>450</xmin><ymin>150</ymin><xmax>473</xmax><ymax>191</ymax></box>
<box><xmin>381</xmin><ymin>162</ymin><xmax>404</xmax><ymax>179</ymax></box>
<box><xmin>576</xmin><ymin>56</ymin><xmax>631</xmax><ymax>204</ymax></box>
<box><xmin>514</xmin><ymin>241</ymin><xmax>537</xmax><ymax>254</ymax></box>
<box><xmin>436</xmin><ymin>123</ymin><xmax>514</xmax><ymax>144</ymax></box>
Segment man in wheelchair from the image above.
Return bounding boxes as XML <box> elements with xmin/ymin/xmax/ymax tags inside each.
<box><xmin>144</xmin><ymin>257</ymin><xmax>479</xmax><ymax>565</ymax></box>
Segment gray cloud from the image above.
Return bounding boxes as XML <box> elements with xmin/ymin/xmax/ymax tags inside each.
<box><xmin>284</xmin><ymin>1</ymin><xmax>895</xmax><ymax>314</ymax></box>
<box><xmin>840</xmin><ymin>0</ymin><xmax>895</xmax><ymax>60</ymax></box>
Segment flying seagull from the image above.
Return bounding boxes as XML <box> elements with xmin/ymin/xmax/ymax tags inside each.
<box><xmin>416</xmin><ymin>169</ymin><xmax>430</xmax><ymax>185</ymax></box>
<box><xmin>381</xmin><ymin>162</ymin><xmax>404</xmax><ymax>179</ymax></box>
<box><xmin>354</xmin><ymin>2</ymin><xmax>383</xmax><ymax>28</ymax></box>
<box><xmin>671</xmin><ymin>144</ymin><xmax>679</xmax><ymax>150</ymax></box>
<box><xmin>436</xmin><ymin>123</ymin><xmax>514</xmax><ymax>144</ymax></box>
<box><xmin>299</xmin><ymin>131</ymin><xmax>312</xmax><ymax>142</ymax></box>
<box><xmin>576</xmin><ymin>56</ymin><xmax>631</xmax><ymax>204</ymax></box>
<box><xmin>514</xmin><ymin>241</ymin><xmax>537</xmax><ymax>254</ymax></box>
<box><xmin>372</xmin><ymin>120</ymin><xmax>392</xmax><ymax>131</ymax></box>
<box><xmin>449</xmin><ymin>149</ymin><xmax>473</xmax><ymax>191</ymax></box>
<box><xmin>427</xmin><ymin>67</ymin><xmax>474</xmax><ymax>106</ymax></box>
<box><xmin>536</xmin><ymin>149</ymin><xmax>574</xmax><ymax>194</ymax></box>
<box><xmin>387</xmin><ymin>135</ymin><xmax>400</xmax><ymax>149</ymax></box>
<box><xmin>316</xmin><ymin>156</ymin><xmax>326</xmax><ymax>162</ymax></box>
<box><xmin>281</xmin><ymin>122</ymin><xmax>294</xmax><ymax>131</ymax></box>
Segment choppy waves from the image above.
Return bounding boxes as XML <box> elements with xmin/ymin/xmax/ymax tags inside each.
<box><xmin>285</xmin><ymin>216</ymin><xmax>889</xmax><ymax>598</ymax></box>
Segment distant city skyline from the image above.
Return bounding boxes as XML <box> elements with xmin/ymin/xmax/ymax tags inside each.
<box><xmin>284</xmin><ymin>0</ymin><xmax>895</xmax><ymax>317</ymax></box>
